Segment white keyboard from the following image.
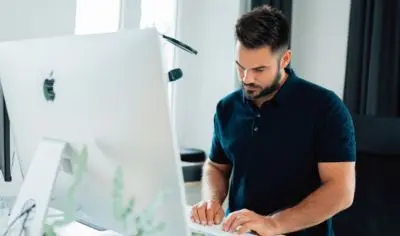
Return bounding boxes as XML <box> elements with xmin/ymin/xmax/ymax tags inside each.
<box><xmin>185</xmin><ymin>206</ymin><xmax>255</xmax><ymax>235</ymax></box>
<box><xmin>188</xmin><ymin>221</ymin><xmax>255</xmax><ymax>236</ymax></box>
<box><xmin>188</xmin><ymin>221</ymin><xmax>231</xmax><ymax>235</ymax></box>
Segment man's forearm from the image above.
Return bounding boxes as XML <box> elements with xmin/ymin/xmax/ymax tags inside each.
<box><xmin>270</xmin><ymin>181</ymin><xmax>353</xmax><ymax>234</ymax></box>
<box><xmin>201</xmin><ymin>162</ymin><xmax>230</xmax><ymax>204</ymax></box>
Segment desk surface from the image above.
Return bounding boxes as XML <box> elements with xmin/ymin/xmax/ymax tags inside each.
<box><xmin>0</xmin><ymin>202</ymin><xmax>256</xmax><ymax>236</ymax></box>
<box><xmin>0</xmin><ymin>206</ymin><xmax>120</xmax><ymax>236</ymax></box>
<box><xmin>0</xmin><ymin>204</ymin><xmax>225</xmax><ymax>236</ymax></box>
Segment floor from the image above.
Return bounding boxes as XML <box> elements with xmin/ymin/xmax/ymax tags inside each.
<box><xmin>184</xmin><ymin>182</ymin><xmax>229</xmax><ymax>209</ymax></box>
<box><xmin>184</xmin><ymin>182</ymin><xmax>202</xmax><ymax>205</ymax></box>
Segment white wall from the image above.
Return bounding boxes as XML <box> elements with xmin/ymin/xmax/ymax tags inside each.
<box><xmin>0</xmin><ymin>0</ymin><xmax>77</xmax><ymax>196</ymax></box>
<box><xmin>0</xmin><ymin>0</ymin><xmax>76</xmax><ymax>42</ymax></box>
<box><xmin>174</xmin><ymin>0</ymin><xmax>243</xmax><ymax>153</ymax></box>
<box><xmin>290</xmin><ymin>0</ymin><xmax>351</xmax><ymax>98</ymax></box>
<box><xmin>120</xmin><ymin>0</ymin><xmax>141</xmax><ymax>30</ymax></box>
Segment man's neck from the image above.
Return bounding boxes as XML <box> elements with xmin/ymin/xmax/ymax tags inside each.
<box><xmin>254</xmin><ymin>72</ymin><xmax>288</xmax><ymax>107</ymax></box>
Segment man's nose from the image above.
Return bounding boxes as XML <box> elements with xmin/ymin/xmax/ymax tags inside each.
<box><xmin>241</xmin><ymin>69</ymin><xmax>255</xmax><ymax>84</ymax></box>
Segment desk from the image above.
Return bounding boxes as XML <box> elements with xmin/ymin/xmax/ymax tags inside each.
<box><xmin>0</xmin><ymin>206</ymin><xmax>226</xmax><ymax>236</ymax></box>
<box><xmin>0</xmin><ymin>206</ymin><xmax>121</xmax><ymax>236</ymax></box>
<box><xmin>0</xmin><ymin>200</ymin><xmax>208</xmax><ymax>236</ymax></box>
<box><xmin>0</xmin><ymin>205</ymin><xmax>269</xmax><ymax>236</ymax></box>
<box><xmin>1</xmin><ymin>187</ymin><xmax>229</xmax><ymax>236</ymax></box>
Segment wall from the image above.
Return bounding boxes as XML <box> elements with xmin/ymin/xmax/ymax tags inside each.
<box><xmin>0</xmin><ymin>0</ymin><xmax>77</xmax><ymax>196</ymax></box>
<box><xmin>173</xmin><ymin>0</ymin><xmax>244</xmax><ymax>153</ymax></box>
<box><xmin>0</xmin><ymin>0</ymin><xmax>76</xmax><ymax>42</ymax></box>
<box><xmin>119</xmin><ymin>0</ymin><xmax>141</xmax><ymax>30</ymax></box>
<box><xmin>290</xmin><ymin>0</ymin><xmax>351</xmax><ymax>98</ymax></box>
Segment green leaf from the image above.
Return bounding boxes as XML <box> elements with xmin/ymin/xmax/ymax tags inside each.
<box><xmin>44</xmin><ymin>145</ymin><xmax>170</xmax><ymax>236</ymax></box>
<box><xmin>43</xmin><ymin>224</ymin><xmax>57</xmax><ymax>236</ymax></box>
<box><xmin>121</xmin><ymin>197</ymin><xmax>134</xmax><ymax>220</ymax></box>
<box><xmin>113</xmin><ymin>166</ymin><xmax>124</xmax><ymax>218</ymax></box>
<box><xmin>47</xmin><ymin>145</ymin><xmax>88</xmax><ymax>230</ymax></box>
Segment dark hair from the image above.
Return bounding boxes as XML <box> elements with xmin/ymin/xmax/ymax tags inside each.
<box><xmin>235</xmin><ymin>5</ymin><xmax>290</xmax><ymax>53</ymax></box>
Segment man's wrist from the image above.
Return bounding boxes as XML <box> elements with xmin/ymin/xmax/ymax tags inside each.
<box><xmin>208</xmin><ymin>194</ymin><xmax>225</xmax><ymax>205</ymax></box>
<box><xmin>265</xmin><ymin>215</ymin><xmax>283</xmax><ymax>235</ymax></box>
<box><xmin>209</xmin><ymin>197</ymin><xmax>223</xmax><ymax>205</ymax></box>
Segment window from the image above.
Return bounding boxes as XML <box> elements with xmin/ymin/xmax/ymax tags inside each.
<box><xmin>75</xmin><ymin>0</ymin><xmax>178</xmax><ymax>110</ymax></box>
<box><xmin>74</xmin><ymin>0</ymin><xmax>121</xmax><ymax>35</ymax></box>
<box><xmin>140</xmin><ymin>0</ymin><xmax>178</xmax><ymax>108</ymax></box>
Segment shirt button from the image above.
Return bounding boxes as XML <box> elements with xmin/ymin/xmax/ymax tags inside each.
<box><xmin>257</xmin><ymin>114</ymin><xmax>261</xmax><ymax>118</ymax></box>
<box><xmin>254</xmin><ymin>127</ymin><xmax>258</xmax><ymax>132</ymax></box>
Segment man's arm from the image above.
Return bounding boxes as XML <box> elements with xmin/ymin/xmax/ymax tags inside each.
<box><xmin>201</xmin><ymin>159</ymin><xmax>232</xmax><ymax>205</ymax></box>
<box><xmin>191</xmin><ymin>103</ymin><xmax>233</xmax><ymax>225</ymax></box>
<box><xmin>192</xmin><ymin>160</ymin><xmax>231</xmax><ymax>225</ymax></box>
<box><xmin>202</xmin><ymin>110</ymin><xmax>232</xmax><ymax>204</ymax></box>
<box><xmin>269</xmin><ymin>161</ymin><xmax>355</xmax><ymax>234</ymax></box>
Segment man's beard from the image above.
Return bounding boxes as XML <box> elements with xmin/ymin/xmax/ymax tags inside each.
<box><xmin>242</xmin><ymin>67</ymin><xmax>282</xmax><ymax>100</ymax></box>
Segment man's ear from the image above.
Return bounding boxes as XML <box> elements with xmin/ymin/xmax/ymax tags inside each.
<box><xmin>280</xmin><ymin>49</ymin><xmax>292</xmax><ymax>68</ymax></box>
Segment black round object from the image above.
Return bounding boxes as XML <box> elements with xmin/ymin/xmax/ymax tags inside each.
<box><xmin>180</xmin><ymin>147</ymin><xmax>206</xmax><ymax>162</ymax></box>
<box><xmin>182</xmin><ymin>163</ymin><xmax>203</xmax><ymax>182</ymax></box>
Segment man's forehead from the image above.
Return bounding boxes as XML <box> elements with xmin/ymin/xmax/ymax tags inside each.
<box><xmin>235</xmin><ymin>43</ymin><xmax>274</xmax><ymax>66</ymax></box>
<box><xmin>235</xmin><ymin>52</ymin><xmax>273</xmax><ymax>69</ymax></box>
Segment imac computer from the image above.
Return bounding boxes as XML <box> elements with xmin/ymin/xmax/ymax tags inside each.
<box><xmin>0</xmin><ymin>28</ymin><xmax>190</xmax><ymax>236</ymax></box>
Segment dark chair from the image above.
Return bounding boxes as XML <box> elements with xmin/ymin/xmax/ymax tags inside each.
<box><xmin>180</xmin><ymin>147</ymin><xmax>206</xmax><ymax>182</ymax></box>
<box><xmin>333</xmin><ymin>115</ymin><xmax>400</xmax><ymax>235</ymax></box>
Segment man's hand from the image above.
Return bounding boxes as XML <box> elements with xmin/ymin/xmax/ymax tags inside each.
<box><xmin>223</xmin><ymin>209</ymin><xmax>281</xmax><ymax>235</ymax></box>
<box><xmin>190</xmin><ymin>200</ymin><xmax>225</xmax><ymax>225</ymax></box>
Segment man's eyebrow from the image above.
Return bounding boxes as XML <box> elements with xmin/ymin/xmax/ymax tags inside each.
<box><xmin>235</xmin><ymin>61</ymin><xmax>269</xmax><ymax>70</ymax></box>
<box><xmin>235</xmin><ymin>61</ymin><xmax>245</xmax><ymax>69</ymax></box>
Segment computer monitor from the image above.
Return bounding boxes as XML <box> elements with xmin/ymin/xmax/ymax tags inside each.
<box><xmin>0</xmin><ymin>93</ymin><xmax>11</xmax><ymax>182</ymax></box>
<box><xmin>0</xmin><ymin>28</ymin><xmax>190</xmax><ymax>235</ymax></box>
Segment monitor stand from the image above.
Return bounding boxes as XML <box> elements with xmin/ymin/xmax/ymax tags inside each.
<box><xmin>6</xmin><ymin>138</ymin><xmax>72</xmax><ymax>236</ymax></box>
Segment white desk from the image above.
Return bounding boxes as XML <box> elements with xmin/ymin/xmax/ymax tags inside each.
<box><xmin>0</xmin><ymin>200</ymin><xmax>250</xmax><ymax>236</ymax></box>
<box><xmin>0</xmin><ymin>207</ymin><xmax>121</xmax><ymax>236</ymax></box>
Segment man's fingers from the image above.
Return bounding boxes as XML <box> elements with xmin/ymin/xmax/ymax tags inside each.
<box><xmin>214</xmin><ymin>208</ymin><xmax>224</xmax><ymax>224</ymax></box>
<box><xmin>197</xmin><ymin>203</ymin><xmax>208</xmax><ymax>225</ymax></box>
<box><xmin>223</xmin><ymin>212</ymin><xmax>237</xmax><ymax>232</ymax></box>
<box><xmin>237</xmin><ymin>222</ymin><xmax>252</xmax><ymax>234</ymax></box>
<box><xmin>206</xmin><ymin>204</ymin><xmax>215</xmax><ymax>225</ymax></box>
<box><xmin>192</xmin><ymin>200</ymin><xmax>225</xmax><ymax>226</ymax></box>
<box><xmin>229</xmin><ymin>215</ymin><xmax>249</xmax><ymax>233</ymax></box>
<box><xmin>191</xmin><ymin>206</ymin><xmax>200</xmax><ymax>224</ymax></box>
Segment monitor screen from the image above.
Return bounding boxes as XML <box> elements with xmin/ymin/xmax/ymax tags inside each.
<box><xmin>0</xmin><ymin>95</ymin><xmax>11</xmax><ymax>182</ymax></box>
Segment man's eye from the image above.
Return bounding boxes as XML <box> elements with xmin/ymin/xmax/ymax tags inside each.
<box><xmin>254</xmin><ymin>68</ymin><xmax>264</xmax><ymax>72</ymax></box>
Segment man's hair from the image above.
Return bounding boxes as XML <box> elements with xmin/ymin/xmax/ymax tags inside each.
<box><xmin>235</xmin><ymin>5</ymin><xmax>290</xmax><ymax>53</ymax></box>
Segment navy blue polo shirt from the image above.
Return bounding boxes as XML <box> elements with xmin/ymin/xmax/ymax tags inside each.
<box><xmin>209</xmin><ymin>68</ymin><xmax>356</xmax><ymax>236</ymax></box>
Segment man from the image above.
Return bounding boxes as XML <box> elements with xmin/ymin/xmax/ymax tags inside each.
<box><xmin>190</xmin><ymin>4</ymin><xmax>356</xmax><ymax>236</ymax></box>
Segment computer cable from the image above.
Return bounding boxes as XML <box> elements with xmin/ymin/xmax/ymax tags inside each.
<box><xmin>2</xmin><ymin>203</ymin><xmax>35</xmax><ymax>236</ymax></box>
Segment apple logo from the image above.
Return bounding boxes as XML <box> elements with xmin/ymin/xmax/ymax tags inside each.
<box><xmin>43</xmin><ymin>70</ymin><xmax>56</xmax><ymax>101</ymax></box>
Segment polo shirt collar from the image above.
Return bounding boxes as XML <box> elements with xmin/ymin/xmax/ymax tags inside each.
<box><xmin>242</xmin><ymin>67</ymin><xmax>297</xmax><ymax>106</ymax></box>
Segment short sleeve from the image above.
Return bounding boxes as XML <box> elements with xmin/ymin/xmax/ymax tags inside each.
<box><xmin>316</xmin><ymin>93</ymin><xmax>356</xmax><ymax>163</ymax></box>
<box><xmin>209</xmin><ymin>114</ymin><xmax>231</xmax><ymax>165</ymax></box>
